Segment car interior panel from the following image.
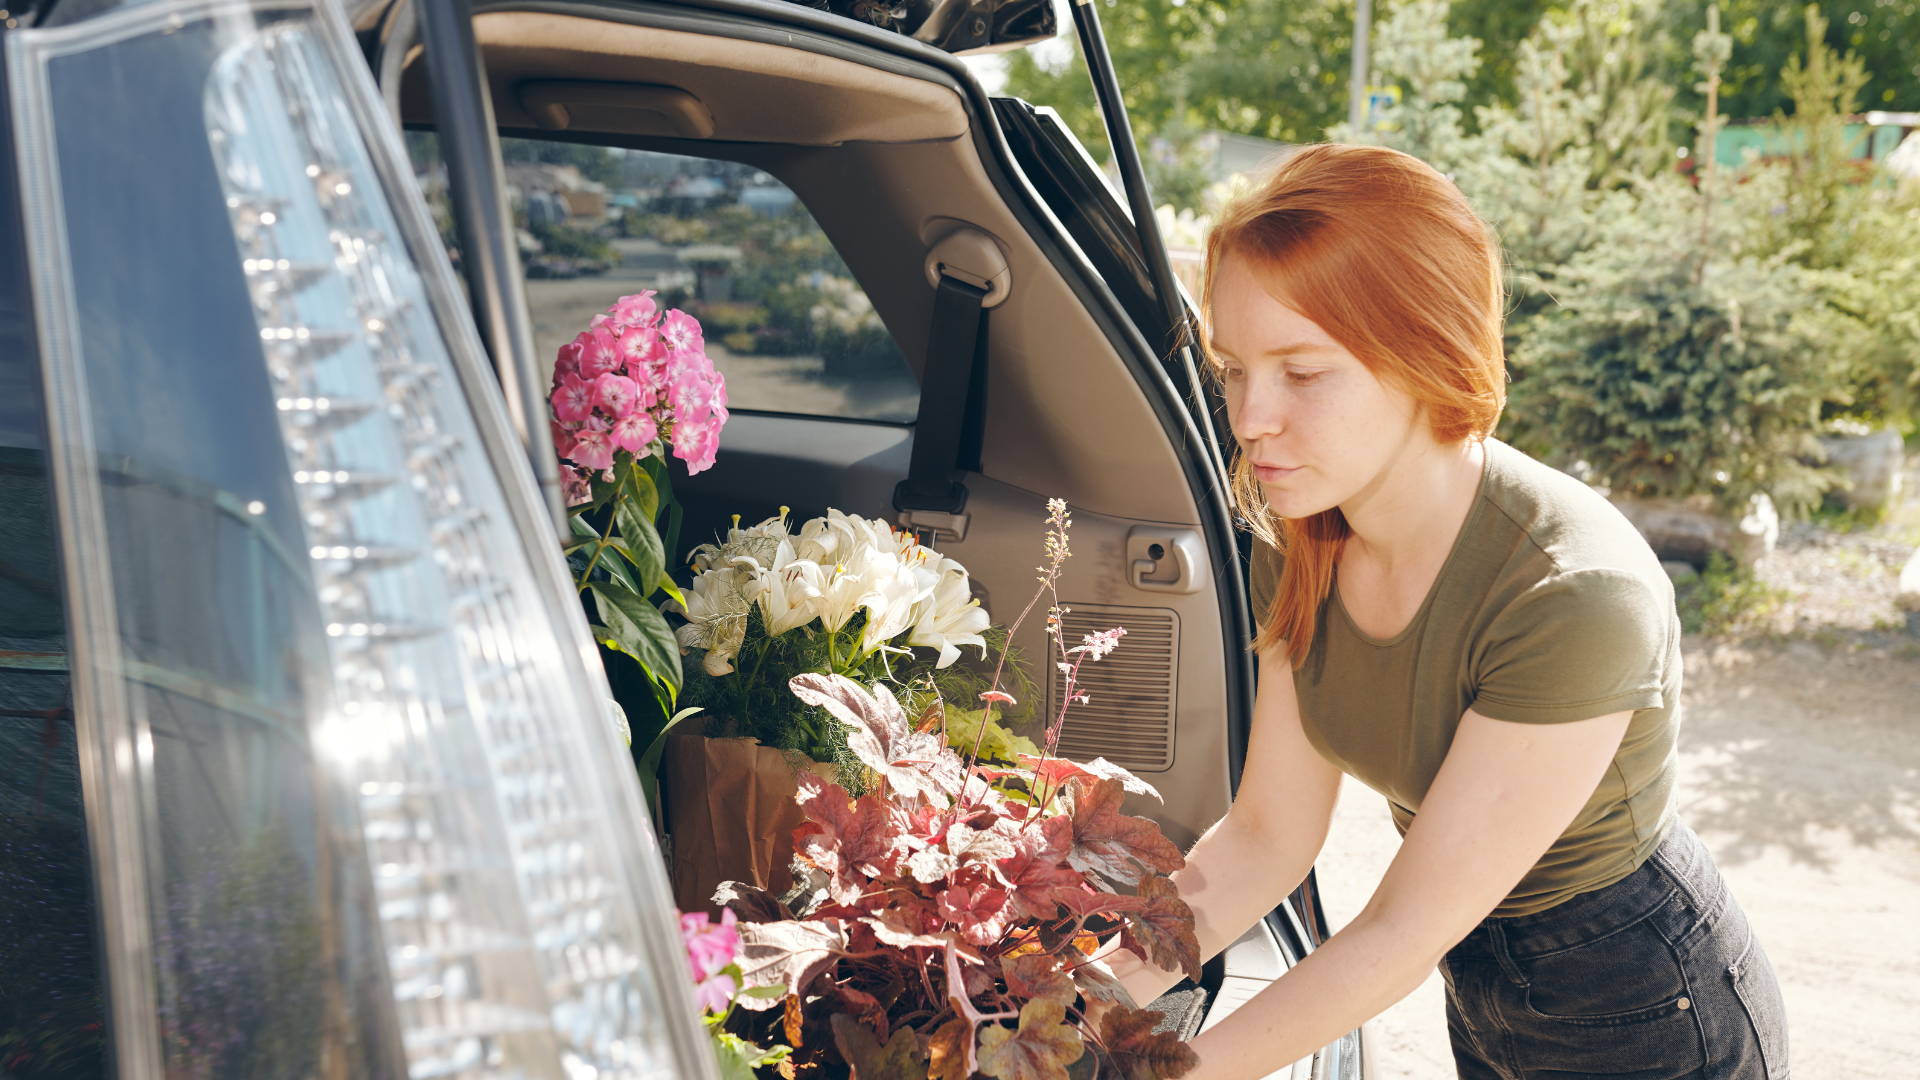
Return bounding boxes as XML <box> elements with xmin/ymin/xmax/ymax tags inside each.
<box><xmin>393</xmin><ymin>12</ymin><xmax>1240</xmax><ymax>854</ymax></box>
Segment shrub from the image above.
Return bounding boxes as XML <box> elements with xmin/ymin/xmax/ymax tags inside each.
<box><xmin>1505</xmin><ymin>176</ymin><xmax>1843</xmax><ymax>514</ymax></box>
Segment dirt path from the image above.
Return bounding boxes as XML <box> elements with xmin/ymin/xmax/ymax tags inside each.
<box><xmin>1313</xmin><ymin>636</ymin><xmax>1920</xmax><ymax>1079</ymax></box>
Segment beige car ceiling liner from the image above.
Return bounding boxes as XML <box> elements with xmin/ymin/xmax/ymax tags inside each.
<box><xmin>399</xmin><ymin>12</ymin><xmax>970</xmax><ymax>146</ymax></box>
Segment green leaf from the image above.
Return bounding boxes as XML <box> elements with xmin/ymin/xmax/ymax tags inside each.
<box><xmin>643</xmin><ymin>452</ymin><xmax>684</xmax><ymax>567</ymax></box>
<box><xmin>656</xmin><ymin>577</ymin><xmax>687</xmax><ymax>608</ymax></box>
<box><xmin>589</xmin><ymin>579</ymin><xmax>682</xmax><ymax>696</ymax></box>
<box><xmin>711</xmin><ymin>1031</ymin><xmax>790</xmax><ymax>1080</ymax></box>
<box><xmin>736</xmin><ymin>984</ymin><xmax>789</xmax><ymax>1000</ymax></box>
<box><xmin>620</xmin><ymin>456</ymin><xmax>660</xmax><ymax>524</ymax></box>
<box><xmin>588</xmin><ymin>469</ymin><xmax>618</xmax><ymax>514</ymax></box>
<box><xmin>597</xmin><ymin>541</ymin><xmax>641</xmax><ymax>595</ymax></box>
<box><xmin>637</xmin><ymin>705</ymin><xmax>704</xmax><ymax>827</ymax></box>
<box><xmin>614</xmin><ymin>498</ymin><xmax>666</xmax><ymax>601</ymax></box>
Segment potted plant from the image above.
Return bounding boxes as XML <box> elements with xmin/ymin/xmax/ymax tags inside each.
<box><xmin>706</xmin><ymin>502</ymin><xmax>1204</xmax><ymax>1080</ymax></box>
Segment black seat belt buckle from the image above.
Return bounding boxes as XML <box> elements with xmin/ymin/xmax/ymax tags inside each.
<box><xmin>892</xmin><ymin>478</ymin><xmax>968</xmax><ymax>516</ymax></box>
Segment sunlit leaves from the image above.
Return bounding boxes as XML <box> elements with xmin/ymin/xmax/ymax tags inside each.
<box><xmin>1120</xmin><ymin>875</ymin><xmax>1202</xmax><ymax>983</ymax></box>
<box><xmin>1064</xmin><ymin>778</ymin><xmax>1185</xmax><ymax>886</ymax></box>
<box><xmin>734</xmin><ymin>919</ymin><xmax>846</xmax><ymax>1009</ymax></box>
<box><xmin>1101</xmin><ymin>1006</ymin><xmax>1201</xmax><ymax>1080</ymax></box>
<box><xmin>790</xmin><ymin>673</ymin><xmax>964</xmax><ymax>802</ymax></box>
<box><xmin>976</xmin><ymin>999</ymin><xmax>1086</xmax><ymax>1080</ymax></box>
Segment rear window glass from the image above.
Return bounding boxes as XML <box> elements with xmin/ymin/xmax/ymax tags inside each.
<box><xmin>409</xmin><ymin>135</ymin><xmax>920</xmax><ymax>423</ymax></box>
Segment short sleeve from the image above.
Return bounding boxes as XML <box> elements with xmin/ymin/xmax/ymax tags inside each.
<box><xmin>1471</xmin><ymin>568</ymin><xmax>1669</xmax><ymax>724</ymax></box>
<box><xmin>1248</xmin><ymin>537</ymin><xmax>1282</xmax><ymax>636</ymax></box>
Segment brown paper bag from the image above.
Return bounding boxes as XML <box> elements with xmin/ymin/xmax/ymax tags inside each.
<box><xmin>661</xmin><ymin>732</ymin><xmax>811</xmax><ymax>917</ymax></box>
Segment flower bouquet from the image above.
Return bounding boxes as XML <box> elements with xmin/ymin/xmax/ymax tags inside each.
<box><xmin>673</xmin><ymin>508</ymin><xmax>1037</xmax><ymax>771</ymax></box>
<box><xmin>656</xmin><ymin>508</ymin><xmax>1040</xmax><ymax>914</ymax></box>
<box><xmin>705</xmin><ymin>503</ymin><xmax>1203</xmax><ymax>1080</ymax></box>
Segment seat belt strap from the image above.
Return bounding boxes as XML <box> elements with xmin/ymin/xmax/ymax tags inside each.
<box><xmin>894</xmin><ymin>274</ymin><xmax>989</xmax><ymax>515</ymax></box>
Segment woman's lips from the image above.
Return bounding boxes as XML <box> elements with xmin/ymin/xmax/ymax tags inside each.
<box><xmin>1252</xmin><ymin>463</ymin><xmax>1303</xmax><ymax>483</ymax></box>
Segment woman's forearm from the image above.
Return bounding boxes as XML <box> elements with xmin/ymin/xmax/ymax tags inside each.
<box><xmin>1185</xmin><ymin>909</ymin><xmax>1441</xmax><ymax>1080</ymax></box>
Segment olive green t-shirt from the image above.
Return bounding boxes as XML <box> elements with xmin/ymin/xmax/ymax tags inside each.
<box><xmin>1250</xmin><ymin>438</ymin><xmax>1682</xmax><ymax>917</ymax></box>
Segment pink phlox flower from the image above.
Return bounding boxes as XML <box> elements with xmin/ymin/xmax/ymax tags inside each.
<box><xmin>609</xmin><ymin>411</ymin><xmax>658</xmax><ymax>454</ymax></box>
<box><xmin>609</xmin><ymin>291</ymin><xmax>658</xmax><ymax>331</ymax></box>
<box><xmin>660</xmin><ymin>308</ymin><xmax>704</xmax><ymax>356</ymax></box>
<box><xmin>592</xmin><ymin>373</ymin><xmax>642</xmax><ymax>418</ymax></box>
<box><xmin>680</xmin><ymin>908</ymin><xmax>740</xmax><ymax>982</ymax></box>
<box><xmin>709</xmin><ymin>368</ymin><xmax>729</xmax><ymax>412</ymax></box>
<box><xmin>578</xmin><ymin>326</ymin><xmax>623</xmax><ymax>379</ymax></box>
<box><xmin>668</xmin><ymin>370</ymin><xmax>718</xmax><ymax>424</ymax></box>
<box><xmin>551</xmin><ymin>373</ymin><xmax>594</xmax><ymax>423</ymax></box>
<box><xmin>550</xmin><ymin>419</ymin><xmax>577</xmax><ymax>457</ymax></box>
<box><xmin>1069</xmin><ymin>626</ymin><xmax>1126</xmax><ymax>661</ymax></box>
<box><xmin>691</xmin><ymin>971</ymin><xmax>737</xmax><ymax>1015</ymax></box>
<box><xmin>588</xmin><ymin>312</ymin><xmax>612</xmax><ymax>330</ymax></box>
<box><xmin>560</xmin><ymin>465</ymin><xmax>592</xmax><ymax>507</ymax></box>
<box><xmin>671</xmin><ymin>415</ymin><xmax>721</xmax><ymax>475</ymax></box>
<box><xmin>617</xmin><ymin>322</ymin><xmax>661</xmax><ymax>373</ymax></box>
<box><xmin>552</xmin><ymin>338</ymin><xmax>584</xmax><ymax>384</ymax></box>
<box><xmin>568</xmin><ymin>418</ymin><xmax>615</xmax><ymax>471</ymax></box>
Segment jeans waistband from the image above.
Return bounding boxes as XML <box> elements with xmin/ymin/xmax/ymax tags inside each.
<box><xmin>1448</xmin><ymin>818</ymin><xmax>1724</xmax><ymax>966</ymax></box>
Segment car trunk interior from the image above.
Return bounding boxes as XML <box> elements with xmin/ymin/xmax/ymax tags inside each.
<box><xmin>398</xmin><ymin>0</ymin><xmax>1234</xmax><ymax>886</ymax></box>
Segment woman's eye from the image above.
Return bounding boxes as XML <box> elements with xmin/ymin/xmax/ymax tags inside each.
<box><xmin>1287</xmin><ymin>369</ymin><xmax>1323</xmax><ymax>385</ymax></box>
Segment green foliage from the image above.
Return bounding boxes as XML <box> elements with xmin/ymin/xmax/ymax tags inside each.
<box><xmin>530</xmin><ymin>220</ymin><xmax>615</xmax><ymax>264</ymax></box>
<box><xmin>1658</xmin><ymin>0</ymin><xmax>1920</xmax><ymax>121</ymax></box>
<box><xmin>1505</xmin><ymin>175</ymin><xmax>1841</xmax><ymax>514</ymax></box>
<box><xmin>1674</xmin><ymin>552</ymin><xmax>1790</xmax><ymax>635</ymax></box>
<box><xmin>569</xmin><ymin>448</ymin><xmax>686</xmax><ymax>736</ymax></box>
<box><xmin>681</xmin><ymin>615</ymin><xmax>1032</xmax><ymax>792</ymax></box>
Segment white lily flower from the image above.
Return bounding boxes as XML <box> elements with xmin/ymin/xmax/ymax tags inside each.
<box><xmin>671</xmin><ymin>566</ymin><xmax>753</xmax><ymax>673</ymax></box>
<box><xmin>758</xmin><ymin>539</ymin><xmax>825</xmax><ymax>635</ymax></box>
<box><xmin>908</xmin><ymin>563</ymin><xmax>991</xmax><ymax>668</ymax></box>
<box><xmin>859</xmin><ymin>549</ymin><xmax>940</xmax><ymax>655</ymax></box>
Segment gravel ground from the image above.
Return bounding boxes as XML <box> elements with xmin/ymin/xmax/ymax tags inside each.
<box><xmin>1314</xmin><ymin>456</ymin><xmax>1920</xmax><ymax>1079</ymax></box>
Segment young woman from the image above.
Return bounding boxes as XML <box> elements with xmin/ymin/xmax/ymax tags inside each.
<box><xmin>1103</xmin><ymin>145</ymin><xmax>1789</xmax><ymax>1079</ymax></box>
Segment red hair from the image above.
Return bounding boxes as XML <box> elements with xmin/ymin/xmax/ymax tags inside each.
<box><xmin>1202</xmin><ymin>144</ymin><xmax>1507</xmax><ymax>667</ymax></box>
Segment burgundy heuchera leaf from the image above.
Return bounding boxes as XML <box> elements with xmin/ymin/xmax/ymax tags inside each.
<box><xmin>936</xmin><ymin>883</ymin><xmax>1012</xmax><ymax>946</ymax></box>
<box><xmin>1065</xmin><ymin>778</ymin><xmax>1184</xmax><ymax>886</ymax></box>
<box><xmin>999</xmin><ymin>953</ymin><xmax>1076</xmax><ymax>1008</ymax></box>
<box><xmin>1119</xmin><ymin>874</ymin><xmax>1202</xmax><ymax>983</ymax></box>
<box><xmin>831</xmin><ymin>1013</ymin><xmax>927</xmax><ymax>1080</ymax></box>
<box><xmin>998</xmin><ymin>815</ymin><xmax>1086</xmax><ymax>920</ymax></box>
<box><xmin>793</xmin><ymin>770</ymin><xmax>907</xmax><ymax>904</ymax></box>
<box><xmin>1101</xmin><ymin>1004</ymin><xmax>1201</xmax><ymax>1080</ymax></box>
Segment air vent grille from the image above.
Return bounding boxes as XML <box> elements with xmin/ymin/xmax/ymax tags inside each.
<box><xmin>1049</xmin><ymin>603</ymin><xmax>1178</xmax><ymax>772</ymax></box>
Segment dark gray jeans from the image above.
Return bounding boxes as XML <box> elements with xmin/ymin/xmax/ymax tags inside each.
<box><xmin>1442</xmin><ymin>820</ymin><xmax>1789</xmax><ymax>1080</ymax></box>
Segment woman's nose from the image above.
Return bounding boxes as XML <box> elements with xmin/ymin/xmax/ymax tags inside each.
<box><xmin>1232</xmin><ymin>376</ymin><xmax>1287</xmax><ymax>441</ymax></box>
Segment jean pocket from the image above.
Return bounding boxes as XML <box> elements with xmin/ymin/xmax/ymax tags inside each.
<box><xmin>1728</xmin><ymin>923</ymin><xmax>1791</xmax><ymax>1079</ymax></box>
<box><xmin>1519</xmin><ymin>920</ymin><xmax>1697</xmax><ymax>1027</ymax></box>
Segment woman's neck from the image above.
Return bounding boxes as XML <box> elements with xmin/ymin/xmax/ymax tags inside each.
<box><xmin>1335</xmin><ymin>436</ymin><xmax>1486</xmax><ymax>637</ymax></box>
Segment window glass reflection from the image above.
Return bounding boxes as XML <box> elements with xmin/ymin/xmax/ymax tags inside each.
<box><xmin>409</xmin><ymin>135</ymin><xmax>921</xmax><ymax>422</ymax></box>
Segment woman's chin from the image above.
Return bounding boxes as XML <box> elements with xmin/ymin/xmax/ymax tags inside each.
<box><xmin>1260</xmin><ymin>483</ymin><xmax>1338</xmax><ymax>521</ymax></box>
